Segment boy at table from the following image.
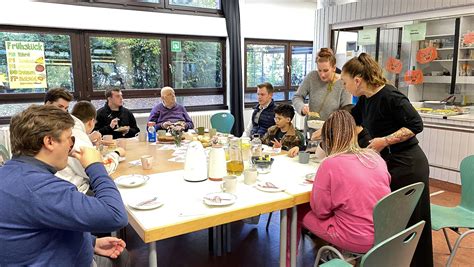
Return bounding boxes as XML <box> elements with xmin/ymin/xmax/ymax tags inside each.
<box><xmin>56</xmin><ymin>101</ymin><xmax>126</xmax><ymax>194</ymax></box>
<box><xmin>0</xmin><ymin>105</ymin><xmax>128</xmax><ymax>266</ymax></box>
<box><xmin>261</xmin><ymin>103</ymin><xmax>304</xmax><ymax>157</ymax></box>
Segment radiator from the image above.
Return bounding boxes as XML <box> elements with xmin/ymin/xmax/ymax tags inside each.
<box><xmin>189</xmin><ymin>111</ymin><xmax>215</xmax><ymax>129</ymax></box>
<box><xmin>0</xmin><ymin>126</ymin><xmax>11</xmax><ymax>157</ymax></box>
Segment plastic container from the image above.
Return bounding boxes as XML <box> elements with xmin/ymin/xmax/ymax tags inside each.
<box><xmin>147</xmin><ymin>122</ymin><xmax>156</xmax><ymax>142</ymax></box>
<box><xmin>250</xmin><ymin>134</ymin><xmax>262</xmax><ymax>157</ymax></box>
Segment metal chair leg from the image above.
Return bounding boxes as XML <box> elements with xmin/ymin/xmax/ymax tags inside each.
<box><xmin>266</xmin><ymin>212</ymin><xmax>273</xmax><ymax>231</ymax></box>
<box><xmin>442</xmin><ymin>228</ymin><xmax>453</xmax><ymax>253</ymax></box>
<box><xmin>446</xmin><ymin>229</ymin><xmax>474</xmax><ymax>267</ymax></box>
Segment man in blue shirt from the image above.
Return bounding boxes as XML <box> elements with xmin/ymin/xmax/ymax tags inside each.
<box><xmin>0</xmin><ymin>105</ymin><xmax>128</xmax><ymax>266</ymax></box>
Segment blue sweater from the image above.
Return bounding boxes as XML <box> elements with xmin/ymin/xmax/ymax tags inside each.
<box><xmin>0</xmin><ymin>156</ymin><xmax>128</xmax><ymax>266</ymax></box>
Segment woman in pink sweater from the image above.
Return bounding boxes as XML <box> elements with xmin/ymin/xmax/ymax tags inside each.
<box><xmin>301</xmin><ymin>110</ymin><xmax>391</xmax><ymax>253</ymax></box>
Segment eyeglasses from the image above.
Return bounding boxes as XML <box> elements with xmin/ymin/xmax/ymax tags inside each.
<box><xmin>274</xmin><ymin>117</ymin><xmax>285</xmax><ymax>122</ymax></box>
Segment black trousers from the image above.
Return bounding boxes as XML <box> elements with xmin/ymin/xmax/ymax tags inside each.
<box><xmin>383</xmin><ymin>144</ymin><xmax>434</xmax><ymax>267</ymax></box>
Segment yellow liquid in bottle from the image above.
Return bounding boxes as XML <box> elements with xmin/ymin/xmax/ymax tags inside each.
<box><xmin>226</xmin><ymin>160</ymin><xmax>244</xmax><ymax>176</ymax></box>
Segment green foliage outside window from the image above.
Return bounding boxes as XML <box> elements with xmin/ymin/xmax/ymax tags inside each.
<box><xmin>90</xmin><ymin>36</ymin><xmax>163</xmax><ymax>90</ymax></box>
<box><xmin>0</xmin><ymin>31</ymin><xmax>73</xmax><ymax>93</ymax></box>
<box><xmin>170</xmin><ymin>40</ymin><xmax>222</xmax><ymax>89</ymax></box>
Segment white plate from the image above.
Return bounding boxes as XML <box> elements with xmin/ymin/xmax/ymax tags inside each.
<box><xmin>203</xmin><ymin>192</ymin><xmax>237</xmax><ymax>206</ymax></box>
<box><xmin>255</xmin><ymin>181</ymin><xmax>285</xmax><ymax>193</ymax></box>
<box><xmin>114</xmin><ymin>126</ymin><xmax>128</xmax><ymax>132</ymax></box>
<box><xmin>307</xmin><ymin>120</ymin><xmax>325</xmax><ymax>130</ymax></box>
<box><xmin>128</xmin><ymin>196</ymin><xmax>163</xmax><ymax>210</ymax></box>
<box><xmin>115</xmin><ymin>174</ymin><xmax>150</xmax><ymax>188</ymax></box>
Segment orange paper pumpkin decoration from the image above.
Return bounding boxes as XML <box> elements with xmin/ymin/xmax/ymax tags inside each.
<box><xmin>385</xmin><ymin>57</ymin><xmax>403</xmax><ymax>74</ymax></box>
<box><xmin>416</xmin><ymin>47</ymin><xmax>438</xmax><ymax>64</ymax></box>
<box><xmin>463</xmin><ymin>32</ymin><xmax>474</xmax><ymax>45</ymax></box>
<box><xmin>404</xmin><ymin>69</ymin><xmax>424</xmax><ymax>85</ymax></box>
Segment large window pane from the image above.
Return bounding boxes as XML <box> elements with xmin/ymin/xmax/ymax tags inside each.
<box><xmin>0</xmin><ymin>31</ymin><xmax>73</xmax><ymax>94</ymax></box>
<box><xmin>245</xmin><ymin>92</ymin><xmax>285</xmax><ymax>102</ymax></box>
<box><xmin>170</xmin><ymin>39</ymin><xmax>222</xmax><ymax>89</ymax></box>
<box><xmin>291</xmin><ymin>46</ymin><xmax>313</xmax><ymax>86</ymax></box>
<box><xmin>169</xmin><ymin>0</ymin><xmax>220</xmax><ymax>9</ymax></box>
<box><xmin>90</xmin><ymin>36</ymin><xmax>163</xmax><ymax>91</ymax></box>
<box><xmin>246</xmin><ymin>44</ymin><xmax>285</xmax><ymax>87</ymax></box>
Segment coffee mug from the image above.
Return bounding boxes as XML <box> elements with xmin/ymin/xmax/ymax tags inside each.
<box><xmin>221</xmin><ymin>175</ymin><xmax>237</xmax><ymax>193</ymax></box>
<box><xmin>157</xmin><ymin>130</ymin><xmax>166</xmax><ymax>137</ymax></box>
<box><xmin>298</xmin><ymin>151</ymin><xmax>310</xmax><ymax>164</ymax></box>
<box><xmin>243</xmin><ymin>168</ymin><xmax>258</xmax><ymax>185</ymax></box>
<box><xmin>117</xmin><ymin>138</ymin><xmax>127</xmax><ymax>149</ymax></box>
<box><xmin>140</xmin><ymin>155</ymin><xmax>153</xmax><ymax>170</ymax></box>
<box><xmin>197</xmin><ymin>127</ymin><xmax>205</xmax><ymax>135</ymax></box>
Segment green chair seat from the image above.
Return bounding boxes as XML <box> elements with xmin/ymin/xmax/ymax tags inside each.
<box><xmin>430</xmin><ymin>154</ymin><xmax>474</xmax><ymax>266</ymax></box>
<box><xmin>431</xmin><ymin>204</ymin><xmax>474</xmax><ymax>230</ymax></box>
<box><xmin>319</xmin><ymin>259</ymin><xmax>352</xmax><ymax>267</ymax></box>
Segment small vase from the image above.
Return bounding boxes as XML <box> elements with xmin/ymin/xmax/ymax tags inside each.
<box><xmin>173</xmin><ymin>132</ymin><xmax>183</xmax><ymax>147</ymax></box>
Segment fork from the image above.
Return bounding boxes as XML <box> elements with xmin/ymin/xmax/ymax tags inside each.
<box><xmin>136</xmin><ymin>197</ymin><xmax>158</xmax><ymax>207</ymax></box>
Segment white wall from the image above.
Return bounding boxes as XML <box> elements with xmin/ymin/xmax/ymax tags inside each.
<box><xmin>0</xmin><ymin>1</ymin><xmax>227</xmax><ymax>37</ymax></box>
<box><xmin>241</xmin><ymin>2</ymin><xmax>316</xmax><ymax>41</ymax></box>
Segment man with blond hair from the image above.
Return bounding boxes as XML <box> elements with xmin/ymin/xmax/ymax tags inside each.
<box><xmin>148</xmin><ymin>86</ymin><xmax>194</xmax><ymax>131</ymax></box>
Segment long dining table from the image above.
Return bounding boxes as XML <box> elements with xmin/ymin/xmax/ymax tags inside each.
<box><xmin>111</xmin><ymin>138</ymin><xmax>319</xmax><ymax>267</ymax></box>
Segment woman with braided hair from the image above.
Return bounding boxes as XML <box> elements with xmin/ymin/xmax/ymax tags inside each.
<box><xmin>297</xmin><ymin>110</ymin><xmax>391</xmax><ymax>254</ymax></box>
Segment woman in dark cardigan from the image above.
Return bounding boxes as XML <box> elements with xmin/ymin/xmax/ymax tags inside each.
<box><xmin>340</xmin><ymin>53</ymin><xmax>433</xmax><ymax>267</ymax></box>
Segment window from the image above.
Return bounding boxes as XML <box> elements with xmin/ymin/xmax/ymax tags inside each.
<box><xmin>42</xmin><ymin>0</ymin><xmax>221</xmax><ymax>16</ymax></box>
<box><xmin>244</xmin><ymin>39</ymin><xmax>313</xmax><ymax>107</ymax></box>
<box><xmin>0</xmin><ymin>26</ymin><xmax>226</xmax><ymax>123</ymax></box>
<box><xmin>0</xmin><ymin>30</ymin><xmax>74</xmax><ymax>95</ymax></box>
<box><xmin>88</xmin><ymin>35</ymin><xmax>164</xmax><ymax>91</ymax></box>
<box><xmin>169</xmin><ymin>38</ymin><xmax>222</xmax><ymax>89</ymax></box>
<box><xmin>169</xmin><ymin>0</ymin><xmax>220</xmax><ymax>9</ymax></box>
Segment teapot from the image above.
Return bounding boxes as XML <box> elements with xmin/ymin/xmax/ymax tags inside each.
<box><xmin>208</xmin><ymin>145</ymin><xmax>227</xmax><ymax>181</ymax></box>
<box><xmin>183</xmin><ymin>141</ymin><xmax>208</xmax><ymax>182</ymax></box>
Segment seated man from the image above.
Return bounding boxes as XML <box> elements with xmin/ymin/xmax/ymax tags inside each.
<box><xmin>44</xmin><ymin>87</ymin><xmax>73</xmax><ymax>112</ymax></box>
<box><xmin>45</xmin><ymin>87</ymin><xmax>102</xmax><ymax>144</ymax></box>
<box><xmin>243</xmin><ymin>82</ymin><xmax>276</xmax><ymax>137</ymax></box>
<box><xmin>261</xmin><ymin>104</ymin><xmax>304</xmax><ymax>157</ymax></box>
<box><xmin>95</xmin><ymin>88</ymin><xmax>140</xmax><ymax>139</ymax></box>
<box><xmin>148</xmin><ymin>86</ymin><xmax>194</xmax><ymax>131</ymax></box>
<box><xmin>56</xmin><ymin>101</ymin><xmax>125</xmax><ymax>194</ymax></box>
<box><xmin>0</xmin><ymin>105</ymin><xmax>128</xmax><ymax>266</ymax></box>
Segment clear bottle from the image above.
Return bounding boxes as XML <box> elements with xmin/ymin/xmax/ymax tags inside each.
<box><xmin>226</xmin><ymin>138</ymin><xmax>244</xmax><ymax>176</ymax></box>
<box><xmin>251</xmin><ymin>134</ymin><xmax>262</xmax><ymax>157</ymax></box>
<box><xmin>241</xmin><ymin>137</ymin><xmax>251</xmax><ymax>162</ymax></box>
<box><xmin>147</xmin><ymin>121</ymin><xmax>156</xmax><ymax>142</ymax></box>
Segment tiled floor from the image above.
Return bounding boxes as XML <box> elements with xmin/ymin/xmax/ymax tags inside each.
<box><xmin>122</xmin><ymin>185</ymin><xmax>473</xmax><ymax>266</ymax></box>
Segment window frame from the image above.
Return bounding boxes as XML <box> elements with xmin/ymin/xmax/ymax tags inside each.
<box><xmin>0</xmin><ymin>25</ymin><xmax>83</xmax><ymax>104</ymax></box>
<box><xmin>0</xmin><ymin>26</ymin><xmax>227</xmax><ymax>124</ymax></box>
<box><xmin>41</xmin><ymin>0</ymin><xmax>223</xmax><ymax>17</ymax></box>
<box><xmin>244</xmin><ymin>38</ymin><xmax>313</xmax><ymax>108</ymax></box>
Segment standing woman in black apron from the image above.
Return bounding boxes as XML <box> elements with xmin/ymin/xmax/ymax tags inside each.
<box><xmin>341</xmin><ymin>53</ymin><xmax>433</xmax><ymax>267</ymax></box>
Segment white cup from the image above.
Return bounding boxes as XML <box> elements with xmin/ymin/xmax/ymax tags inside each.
<box><xmin>117</xmin><ymin>138</ymin><xmax>127</xmax><ymax>149</ymax></box>
<box><xmin>136</xmin><ymin>132</ymin><xmax>146</xmax><ymax>142</ymax></box>
<box><xmin>221</xmin><ymin>175</ymin><xmax>237</xmax><ymax>193</ymax></box>
<box><xmin>140</xmin><ymin>155</ymin><xmax>153</xmax><ymax>170</ymax></box>
<box><xmin>243</xmin><ymin>168</ymin><xmax>258</xmax><ymax>185</ymax></box>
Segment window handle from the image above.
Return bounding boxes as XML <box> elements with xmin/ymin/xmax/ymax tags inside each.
<box><xmin>168</xmin><ymin>64</ymin><xmax>174</xmax><ymax>74</ymax></box>
<box><xmin>287</xmin><ymin>65</ymin><xmax>290</xmax><ymax>73</ymax></box>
